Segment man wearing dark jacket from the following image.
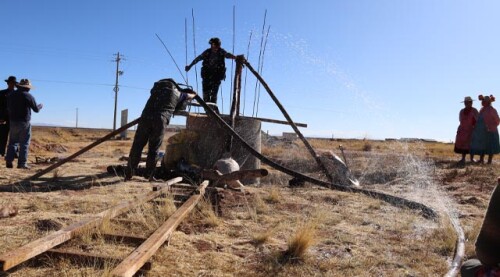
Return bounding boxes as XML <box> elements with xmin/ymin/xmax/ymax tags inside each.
<box><xmin>5</xmin><ymin>79</ymin><xmax>43</xmax><ymax>169</ymax></box>
<box><xmin>185</xmin><ymin>37</ymin><xmax>235</xmax><ymax>105</ymax></box>
<box><xmin>0</xmin><ymin>76</ymin><xmax>17</xmax><ymax>157</ymax></box>
<box><xmin>125</xmin><ymin>78</ymin><xmax>196</xmax><ymax>180</ymax></box>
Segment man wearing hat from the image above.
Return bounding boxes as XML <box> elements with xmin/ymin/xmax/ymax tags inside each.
<box><xmin>0</xmin><ymin>76</ymin><xmax>17</xmax><ymax>157</ymax></box>
<box><xmin>185</xmin><ymin>37</ymin><xmax>237</xmax><ymax>108</ymax></box>
<box><xmin>5</xmin><ymin>79</ymin><xmax>43</xmax><ymax>169</ymax></box>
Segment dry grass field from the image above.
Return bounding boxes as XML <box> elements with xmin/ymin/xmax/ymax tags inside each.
<box><xmin>0</xmin><ymin>126</ymin><xmax>498</xmax><ymax>276</ymax></box>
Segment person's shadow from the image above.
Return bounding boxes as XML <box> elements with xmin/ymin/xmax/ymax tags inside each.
<box><xmin>0</xmin><ymin>172</ymin><xmax>123</xmax><ymax>193</ymax></box>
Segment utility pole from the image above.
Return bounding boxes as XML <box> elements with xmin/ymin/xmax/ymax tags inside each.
<box><xmin>113</xmin><ymin>52</ymin><xmax>124</xmax><ymax>131</ymax></box>
<box><xmin>76</xmin><ymin>108</ymin><xmax>78</xmax><ymax>128</ymax></box>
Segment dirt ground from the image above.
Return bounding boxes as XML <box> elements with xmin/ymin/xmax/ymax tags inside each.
<box><xmin>0</xmin><ymin>126</ymin><xmax>498</xmax><ymax>276</ymax></box>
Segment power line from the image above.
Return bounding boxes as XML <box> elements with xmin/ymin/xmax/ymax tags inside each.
<box><xmin>29</xmin><ymin>78</ymin><xmax>148</xmax><ymax>91</ymax></box>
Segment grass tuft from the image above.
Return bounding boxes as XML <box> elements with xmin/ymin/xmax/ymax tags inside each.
<box><xmin>281</xmin><ymin>221</ymin><xmax>317</xmax><ymax>263</ymax></box>
<box><xmin>264</xmin><ymin>187</ymin><xmax>282</xmax><ymax>204</ymax></box>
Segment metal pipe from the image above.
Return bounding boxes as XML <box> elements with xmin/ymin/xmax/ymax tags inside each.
<box><xmin>155</xmin><ymin>33</ymin><xmax>187</xmax><ymax>84</ymax></box>
<box><xmin>253</xmin><ymin>10</ymin><xmax>267</xmax><ymax>117</ymax></box>
<box><xmin>184</xmin><ymin>18</ymin><xmax>189</xmax><ymax>85</ymax></box>
<box><xmin>191</xmin><ymin>9</ymin><xmax>199</xmax><ymax>94</ymax></box>
<box><xmin>255</xmin><ymin>25</ymin><xmax>271</xmax><ymax>117</ymax></box>
<box><xmin>242</xmin><ymin>30</ymin><xmax>253</xmax><ymax>116</ymax></box>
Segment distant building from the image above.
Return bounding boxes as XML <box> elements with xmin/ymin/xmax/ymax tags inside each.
<box><xmin>282</xmin><ymin>132</ymin><xmax>298</xmax><ymax>141</ymax></box>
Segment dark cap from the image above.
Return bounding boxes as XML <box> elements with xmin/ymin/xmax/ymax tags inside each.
<box><xmin>209</xmin><ymin>37</ymin><xmax>221</xmax><ymax>46</ymax></box>
<box><xmin>4</xmin><ymin>76</ymin><xmax>17</xmax><ymax>83</ymax></box>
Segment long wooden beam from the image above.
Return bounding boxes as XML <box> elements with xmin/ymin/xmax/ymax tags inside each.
<box><xmin>45</xmin><ymin>248</ymin><xmax>152</xmax><ymax>271</ymax></box>
<box><xmin>28</xmin><ymin>118</ymin><xmax>141</xmax><ymax>180</ymax></box>
<box><xmin>244</xmin><ymin>61</ymin><xmax>335</xmax><ymax>183</ymax></box>
<box><xmin>111</xmin><ymin>181</ymin><xmax>209</xmax><ymax>277</ymax></box>
<box><xmin>0</xmin><ymin>177</ymin><xmax>182</xmax><ymax>271</ymax></box>
<box><xmin>175</xmin><ymin>110</ymin><xmax>308</xmax><ymax>128</ymax></box>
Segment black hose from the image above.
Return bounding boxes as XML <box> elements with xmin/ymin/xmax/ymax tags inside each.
<box><xmin>194</xmin><ymin>94</ymin><xmax>438</xmax><ymax>219</ymax></box>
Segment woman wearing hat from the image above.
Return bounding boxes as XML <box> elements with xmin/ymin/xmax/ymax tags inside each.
<box><xmin>470</xmin><ymin>94</ymin><xmax>500</xmax><ymax>164</ymax></box>
<box><xmin>454</xmin><ymin>96</ymin><xmax>479</xmax><ymax>165</ymax></box>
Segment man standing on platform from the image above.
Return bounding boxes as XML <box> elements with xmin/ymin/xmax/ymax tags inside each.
<box><xmin>185</xmin><ymin>37</ymin><xmax>236</xmax><ymax>108</ymax></box>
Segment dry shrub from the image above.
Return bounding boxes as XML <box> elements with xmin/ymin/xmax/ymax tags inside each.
<box><xmin>264</xmin><ymin>187</ymin><xmax>282</xmax><ymax>204</ymax></box>
<box><xmin>362</xmin><ymin>142</ymin><xmax>373</xmax><ymax>152</ymax></box>
<box><xmin>195</xmin><ymin>198</ymin><xmax>220</xmax><ymax>228</ymax></box>
<box><xmin>281</xmin><ymin>221</ymin><xmax>317</xmax><ymax>263</ymax></box>
<box><xmin>157</xmin><ymin>196</ymin><xmax>177</xmax><ymax>220</ymax></box>
<box><xmin>52</xmin><ymin>169</ymin><xmax>63</xmax><ymax>182</ymax></box>
<box><xmin>430</xmin><ymin>219</ymin><xmax>457</xmax><ymax>256</ymax></box>
<box><xmin>98</xmin><ymin>216</ymin><xmax>113</xmax><ymax>235</ymax></box>
<box><xmin>443</xmin><ymin>169</ymin><xmax>458</xmax><ymax>183</ymax></box>
<box><xmin>251</xmin><ymin>228</ymin><xmax>275</xmax><ymax>248</ymax></box>
<box><xmin>253</xmin><ymin>193</ymin><xmax>270</xmax><ymax>214</ymax></box>
<box><xmin>464</xmin><ymin>219</ymin><xmax>482</xmax><ymax>257</ymax></box>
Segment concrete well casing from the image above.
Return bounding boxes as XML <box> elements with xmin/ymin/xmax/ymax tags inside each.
<box><xmin>163</xmin><ymin>114</ymin><xmax>261</xmax><ymax>184</ymax></box>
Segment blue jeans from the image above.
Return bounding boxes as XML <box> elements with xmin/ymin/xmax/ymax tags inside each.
<box><xmin>6</xmin><ymin>121</ymin><xmax>31</xmax><ymax>166</ymax></box>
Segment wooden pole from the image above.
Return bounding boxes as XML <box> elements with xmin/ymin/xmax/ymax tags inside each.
<box><xmin>227</xmin><ymin>56</ymin><xmax>245</xmax><ymax>152</ymax></box>
<box><xmin>0</xmin><ymin>177</ymin><xmax>182</xmax><ymax>271</ymax></box>
<box><xmin>244</xmin><ymin>61</ymin><xmax>335</xmax><ymax>183</ymax></box>
<box><xmin>28</xmin><ymin>118</ymin><xmax>140</xmax><ymax>180</ymax></box>
<box><xmin>111</xmin><ymin>181</ymin><xmax>209</xmax><ymax>277</ymax></box>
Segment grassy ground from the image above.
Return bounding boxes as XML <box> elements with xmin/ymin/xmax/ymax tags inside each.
<box><xmin>0</xmin><ymin>127</ymin><xmax>498</xmax><ymax>276</ymax></box>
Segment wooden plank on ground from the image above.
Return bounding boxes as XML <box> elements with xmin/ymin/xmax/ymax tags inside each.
<box><xmin>111</xmin><ymin>181</ymin><xmax>209</xmax><ymax>277</ymax></box>
<box><xmin>0</xmin><ymin>177</ymin><xmax>183</xmax><ymax>271</ymax></box>
<box><xmin>45</xmin><ymin>248</ymin><xmax>152</xmax><ymax>271</ymax></box>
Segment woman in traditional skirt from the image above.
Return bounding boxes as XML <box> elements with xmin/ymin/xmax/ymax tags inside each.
<box><xmin>454</xmin><ymin>96</ymin><xmax>478</xmax><ymax>164</ymax></box>
<box><xmin>470</xmin><ymin>94</ymin><xmax>500</xmax><ymax>164</ymax></box>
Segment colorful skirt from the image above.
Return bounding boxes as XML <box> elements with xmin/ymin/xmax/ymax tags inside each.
<box><xmin>470</xmin><ymin>116</ymin><xmax>500</xmax><ymax>155</ymax></box>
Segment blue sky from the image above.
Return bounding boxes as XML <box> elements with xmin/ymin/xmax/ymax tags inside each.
<box><xmin>2</xmin><ymin>0</ymin><xmax>500</xmax><ymax>141</ymax></box>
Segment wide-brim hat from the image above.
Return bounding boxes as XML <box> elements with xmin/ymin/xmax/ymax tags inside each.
<box><xmin>16</xmin><ymin>79</ymin><xmax>33</xmax><ymax>89</ymax></box>
<box><xmin>461</xmin><ymin>96</ymin><xmax>473</xmax><ymax>103</ymax></box>
<box><xmin>4</xmin><ymin>76</ymin><xmax>17</xmax><ymax>83</ymax></box>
